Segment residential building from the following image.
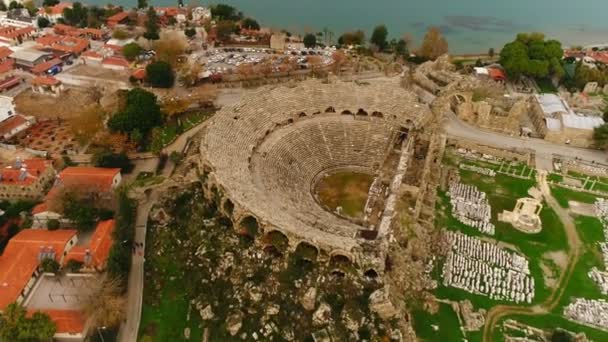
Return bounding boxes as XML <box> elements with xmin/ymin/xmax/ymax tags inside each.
<box><xmin>0</xmin><ymin>25</ymin><xmax>34</xmax><ymax>47</ymax></box>
<box><xmin>30</xmin><ymin>57</ymin><xmax>62</xmax><ymax>75</ymax></box>
<box><xmin>0</xmin><ymin>158</ymin><xmax>55</xmax><ymax>200</ymax></box>
<box><xmin>64</xmin><ymin>219</ymin><xmax>115</xmax><ymax>271</ymax></box>
<box><xmin>33</xmin><ymin>167</ymin><xmax>121</xmax><ymax>226</ymax></box>
<box><xmin>9</xmin><ymin>48</ymin><xmax>51</xmax><ymax>69</ymax></box>
<box><xmin>0</xmin><ymin>228</ymin><xmax>78</xmax><ymax>309</ymax></box>
<box><xmin>31</xmin><ymin>75</ymin><xmax>63</xmax><ymax>97</ymax></box>
<box><xmin>532</xmin><ymin>93</ymin><xmax>605</xmax><ymax>147</ymax></box>
<box><xmin>37</xmin><ymin>2</ymin><xmax>72</xmax><ymax>24</ymax></box>
<box><xmin>0</xmin><ymin>46</ymin><xmax>23</xmax><ymax>93</ymax></box>
<box><xmin>35</xmin><ymin>34</ymin><xmax>89</xmax><ymax>57</ymax></box>
<box><xmin>106</xmin><ymin>11</ymin><xmax>129</xmax><ymax>28</ymax></box>
<box><xmin>52</xmin><ymin>24</ymin><xmax>104</xmax><ymax>40</ymax></box>
<box><xmin>101</xmin><ymin>56</ymin><xmax>129</xmax><ymax>70</ymax></box>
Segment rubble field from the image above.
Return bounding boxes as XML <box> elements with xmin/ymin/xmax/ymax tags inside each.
<box><xmin>14</xmin><ymin>88</ymin><xmax>98</xmax><ymax>120</ymax></box>
<box><xmin>139</xmin><ymin>182</ymin><xmax>404</xmax><ymax>341</ymax></box>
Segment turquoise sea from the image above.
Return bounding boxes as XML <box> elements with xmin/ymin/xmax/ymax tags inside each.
<box><xmin>86</xmin><ymin>0</ymin><xmax>608</xmax><ymax>53</ymax></box>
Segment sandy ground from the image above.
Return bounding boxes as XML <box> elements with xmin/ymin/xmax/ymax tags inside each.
<box><xmin>568</xmin><ymin>200</ymin><xmax>597</xmax><ymax>217</ymax></box>
<box><xmin>66</xmin><ymin>64</ymin><xmax>129</xmax><ymax>82</ymax></box>
<box><xmin>14</xmin><ymin>88</ymin><xmax>97</xmax><ymax>120</ymax></box>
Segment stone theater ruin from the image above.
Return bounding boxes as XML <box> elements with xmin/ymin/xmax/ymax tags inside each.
<box><xmin>200</xmin><ymin>78</ymin><xmax>435</xmax><ymax>277</ymax></box>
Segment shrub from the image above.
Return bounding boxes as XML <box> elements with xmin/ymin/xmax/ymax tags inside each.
<box><xmin>66</xmin><ymin>259</ymin><xmax>83</xmax><ymax>273</ymax></box>
<box><xmin>41</xmin><ymin>258</ymin><xmax>60</xmax><ymax>274</ymax></box>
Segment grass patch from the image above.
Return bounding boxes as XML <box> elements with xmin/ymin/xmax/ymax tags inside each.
<box><xmin>551</xmin><ymin>186</ymin><xmax>603</xmax><ymax>208</ymax></box>
<box><xmin>150</xmin><ymin>109</ymin><xmax>214</xmax><ymax>152</ymax></box>
<box><xmin>412</xmin><ymin>303</ymin><xmax>464</xmax><ymax>342</ymax></box>
<box><xmin>315</xmin><ymin>172</ymin><xmax>373</xmax><ymax>219</ymax></box>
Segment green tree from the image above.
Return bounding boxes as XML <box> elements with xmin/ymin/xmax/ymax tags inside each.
<box><xmin>40</xmin><ymin>258</ymin><xmax>60</xmax><ymax>273</ymax></box>
<box><xmin>0</xmin><ymin>303</ymin><xmax>56</xmax><ymax>342</ymax></box>
<box><xmin>303</xmin><ymin>33</ymin><xmax>317</xmax><ymax>48</ymax></box>
<box><xmin>92</xmin><ymin>151</ymin><xmax>134</xmax><ymax>173</ymax></box>
<box><xmin>210</xmin><ymin>4</ymin><xmax>242</xmax><ymax>20</ymax></box>
<box><xmin>551</xmin><ymin>329</ymin><xmax>573</xmax><ymax>342</ymax></box>
<box><xmin>0</xmin><ymin>2</ymin><xmax>6</xmax><ymax>11</ymax></box>
<box><xmin>500</xmin><ymin>33</ymin><xmax>564</xmax><ymax>80</ymax></box>
<box><xmin>338</xmin><ymin>30</ymin><xmax>365</xmax><ymax>46</ymax></box>
<box><xmin>594</xmin><ymin>123</ymin><xmax>608</xmax><ymax>150</ymax></box>
<box><xmin>122</xmin><ymin>42</ymin><xmax>142</xmax><ymax>62</ymax></box>
<box><xmin>395</xmin><ymin>39</ymin><xmax>408</xmax><ymax>57</ymax></box>
<box><xmin>500</xmin><ymin>40</ymin><xmax>529</xmax><ymax>79</ymax></box>
<box><xmin>488</xmin><ymin>47</ymin><xmax>495</xmax><ymax>58</ymax></box>
<box><xmin>241</xmin><ymin>17</ymin><xmax>260</xmax><ymax>30</ymax></box>
<box><xmin>8</xmin><ymin>1</ymin><xmax>22</xmax><ymax>10</ymax></box>
<box><xmin>47</xmin><ymin>219</ymin><xmax>60</xmax><ymax>230</ymax></box>
<box><xmin>43</xmin><ymin>0</ymin><xmax>59</xmax><ymax>6</ymax></box>
<box><xmin>137</xmin><ymin>0</ymin><xmax>147</xmax><ymax>9</ymax></box>
<box><xmin>66</xmin><ymin>259</ymin><xmax>83</xmax><ymax>273</ymax></box>
<box><xmin>145</xmin><ymin>61</ymin><xmax>175</xmax><ymax>88</ymax></box>
<box><xmin>108</xmin><ymin>88</ymin><xmax>162</xmax><ymax>136</ymax></box>
<box><xmin>37</xmin><ymin>17</ymin><xmax>51</xmax><ymax>29</ymax></box>
<box><xmin>143</xmin><ymin>6</ymin><xmax>160</xmax><ymax>41</ymax></box>
<box><xmin>63</xmin><ymin>2</ymin><xmax>88</xmax><ymax>27</ymax></box>
<box><xmin>370</xmin><ymin>25</ymin><xmax>388</xmax><ymax>51</ymax></box>
<box><xmin>215</xmin><ymin>20</ymin><xmax>236</xmax><ymax>41</ymax></box>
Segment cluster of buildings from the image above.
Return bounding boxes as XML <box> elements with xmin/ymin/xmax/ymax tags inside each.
<box><xmin>442</xmin><ymin>231</ymin><xmax>535</xmax><ymax>304</ymax></box>
<box><xmin>448</xmin><ymin>181</ymin><xmax>495</xmax><ymax>235</ymax></box>
<box><xmin>0</xmin><ymin>161</ymin><xmax>122</xmax><ymax>340</ymax></box>
<box><xmin>531</xmin><ymin>93</ymin><xmax>605</xmax><ymax>147</ymax></box>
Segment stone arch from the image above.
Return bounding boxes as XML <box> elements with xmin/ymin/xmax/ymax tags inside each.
<box><xmin>287</xmin><ymin>118</ymin><xmax>294</xmax><ymax>124</ymax></box>
<box><xmin>329</xmin><ymin>252</ymin><xmax>351</xmax><ymax>265</ymax></box>
<box><xmin>371</xmin><ymin>111</ymin><xmax>383</xmax><ymax>118</ymax></box>
<box><xmin>263</xmin><ymin>230</ymin><xmax>289</xmax><ymax>253</ymax></box>
<box><xmin>298</xmin><ymin>111</ymin><xmax>306</xmax><ymax>118</ymax></box>
<box><xmin>238</xmin><ymin>215</ymin><xmax>259</xmax><ymax>237</ymax></box>
<box><xmin>294</xmin><ymin>241</ymin><xmax>319</xmax><ymax>262</ymax></box>
<box><xmin>341</xmin><ymin>110</ymin><xmax>353</xmax><ymax>115</ymax></box>
<box><xmin>223</xmin><ymin>199</ymin><xmax>234</xmax><ymax>216</ymax></box>
<box><xmin>356</xmin><ymin>108</ymin><xmax>368</xmax><ymax>116</ymax></box>
<box><xmin>364</xmin><ymin>268</ymin><xmax>378</xmax><ymax>279</ymax></box>
<box><xmin>325</xmin><ymin>106</ymin><xmax>335</xmax><ymax>113</ymax></box>
<box><xmin>331</xmin><ymin>269</ymin><xmax>346</xmax><ymax>279</ymax></box>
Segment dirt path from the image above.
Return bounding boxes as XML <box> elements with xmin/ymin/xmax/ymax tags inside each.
<box><xmin>481</xmin><ymin>171</ymin><xmax>583</xmax><ymax>341</ymax></box>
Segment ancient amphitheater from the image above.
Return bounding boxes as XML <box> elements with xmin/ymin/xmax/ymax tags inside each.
<box><xmin>200</xmin><ymin>78</ymin><xmax>434</xmax><ymax>276</ymax></box>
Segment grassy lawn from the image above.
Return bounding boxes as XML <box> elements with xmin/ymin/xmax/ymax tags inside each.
<box><xmin>315</xmin><ymin>172</ymin><xmax>373</xmax><ymax>219</ymax></box>
<box><xmin>551</xmin><ymin>186</ymin><xmax>604</xmax><ymax>208</ymax></box>
<box><xmin>555</xmin><ymin>216</ymin><xmax>605</xmax><ymax>310</ymax></box>
<box><xmin>547</xmin><ymin>173</ymin><xmax>563</xmax><ymax>183</ymax></box>
<box><xmin>435</xmin><ymin>169</ymin><xmax>568</xmax><ymax>309</ymax></box>
<box><xmin>412</xmin><ymin>303</ymin><xmax>464</xmax><ymax>342</ymax></box>
<box><xmin>536</xmin><ymin>78</ymin><xmax>557</xmax><ymax>93</ymax></box>
<box><xmin>150</xmin><ymin>109</ymin><xmax>214</xmax><ymax>152</ymax></box>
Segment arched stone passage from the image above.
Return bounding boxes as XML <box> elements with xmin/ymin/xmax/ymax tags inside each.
<box><xmin>331</xmin><ymin>269</ymin><xmax>345</xmax><ymax>279</ymax></box>
<box><xmin>364</xmin><ymin>268</ymin><xmax>378</xmax><ymax>279</ymax></box>
<box><xmin>330</xmin><ymin>253</ymin><xmax>351</xmax><ymax>266</ymax></box>
<box><xmin>325</xmin><ymin>106</ymin><xmax>335</xmax><ymax>113</ymax></box>
<box><xmin>223</xmin><ymin>199</ymin><xmax>234</xmax><ymax>216</ymax></box>
<box><xmin>294</xmin><ymin>241</ymin><xmax>319</xmax><ymax>262</ymax></box>
<box><xmin>341</xmin><ymin>110</ymin><xmax>352</xmax><ymax>115</ymax></box>
<box><xmin>263</xmin><ymin>230</ymin><xmax>289</xmax><ymax>252</ymax></box>
<box><xmin>371</xmin><ymin>111</ymin><xmax>383</xmax><ymax>118</ymax></box>
<box><xmin>239</xmin><ymin>215</ymin><xmax>259</xmax><ymax>237</ymax></box>
<box><xmin>298</xmin><ymin>111</ymin><xmax>306</xmax><ymax>118</ymax></box>
<box><xmin>263</xmin><ymin>245</ymin><xmax>282</xmax><ymax>257</ymax></box>
<box><xmin>356</xmin><ymin>109</ymin><xmax>368</xmax><ymax>116</ymax></box>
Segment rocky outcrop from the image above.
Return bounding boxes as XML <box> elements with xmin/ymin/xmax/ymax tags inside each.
<box><xmin>369</xmin><ymin>287</ymin><xmax>399</xmax><ymax>320</ymax></box>
<box><xmin>312</xmin><ymin>302</ymin><xmax>332</xmax><ymax>326</ymax></box>
<box><xmin>301</xmin><ymin>287</ymin><xmax>317</xmax><ymax>311</ymax></box>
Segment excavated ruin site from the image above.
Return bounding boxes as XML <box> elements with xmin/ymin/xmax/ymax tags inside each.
<box><xmin>200</xmin><ymin>77</ymin><xmax>437</xmax><ymax>277</ymax></box>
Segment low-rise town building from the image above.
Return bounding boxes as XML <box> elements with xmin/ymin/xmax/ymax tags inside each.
<box><xmin>0</xmin><ymin>157</ymin><xmax>55</xmax><ymax>201</ymax></box>
<box><xmin>31</xmin><ymin>75</ymin><xmax>63</xmax><ymax>96</ymax></box>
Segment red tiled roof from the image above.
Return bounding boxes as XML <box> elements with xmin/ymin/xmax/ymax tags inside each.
<box><xmin>0</xmin><ymin>75</ymin><xmax>20</xmax><ymax>90</ymax></box>
<box><xmin>488</xmin><ymin>67</ymin><xmax>506</xmax><ymax>81</ymax></box>
<box><xmin>81</xmin><ymin>50</ymin><xmax>102</xmax><ymax>59</ymax></box>
<box><xmin>589</xmin><ymin>52</ymin><xmax>608</xmax><ymax>65</ymax></box>
<box><xmin>57</xmin><ymin>167</ymin><xmax>120</xmax><ymax>192</ymax></box>
<box><xmin>0</xmin><ymin>229</ymin><xmax>77</xmax><ymax>309</ymax></box>
<box><xmin>32</xmin><ymin>75</ymin><xmax>60</xmax><ymax>86</ymax></box>
<box><xmin>0</xmin><ymin>59</ymin><xmax>15</xmax><ymax>74</ymax></box>
<box><xmin>0</xmin><ymin>115</ymin><xmax>27</xmax><ymax>137</ymax></box>
<box><xmin>39</xmin><ymin>2</ymin><xmax>72</xmax><ymax>16</ymax></box>
<box><xmin>30</xmin><ymin>58</ymin><xmax>62</xmax><ymax>74</ymax></box>
<box><xmin>0</xmin><ymin>158</ymin><xmax>52</xmax><ymax>186</ymax></box>
<box><xmin>65</xmin><ymin>219</ymin><xmax>115</xmax><ymax>268</ymax></box>
<box><xmin>131</xmin><ymin>68</ymin><xmax>145</xmax><ymax>79</ymax></box>
<box><xmin>29</xmin><ymin>309</ymin><xmax>85</xmax><ymax>334</ymax></box>
<box><xmin>0</xmin><ymin>46</ymin><xmax>13</xmax><ymax>60</ymax></box>
<box><xmin>102</xmin><ymin>56</ymin><xmax>129</xmax><ymax>68</ymax></box>
<box><xmin>36</xmin><ymin>35</ymin><xmax>89</xmax><ymax>55</ymax></box>
<box><xmin>107</xmin><ymin>11</ymin><xmax>129</xmax><ymax>23</ymax></box>
<box><xmin>32</xmin><ymin>202</ymin><xmax>48</xmax><ymax>215</ymax></box>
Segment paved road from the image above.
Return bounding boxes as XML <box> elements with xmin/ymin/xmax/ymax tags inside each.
<box><xmin>117</xmin><ymin>192</ymin><xmax>157</xmax><ymax>342</ymax></box>
<box><xmin>444</xmin><ymin>110</ymin><xmax>607</xmax><ymax>166</ymax></box>
<box><xmin>481</xmin><ymin>171</ymin><xmax>582</xmax><ymax>341</ymax></box>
